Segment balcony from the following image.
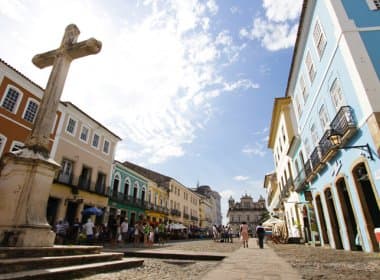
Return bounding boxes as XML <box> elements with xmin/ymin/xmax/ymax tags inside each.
<box><xmin>191</xmin><ymin>216</ymin><xmax>198</xmax><ymax>221</ymax></box>
<box><xmin>330</xmin><ymin>106</ymin><xmax>356</xmax><ymax>145</ymax></box>
<box><xmin>54</xmin><ymin>173</ymin><xmax>107</xmax><ymax>196</ymax></box>
<box><xmin>56</xmin><ymin>173</ymin><xmax>72</xmax><ymax>185</ymax></box>
<box><xmin>294</xmin><ymin>169</ymin><xmax>307</xmax><ymax>193</ymax></box>
<box><xmin>183</xmin><ymin>213</ymin><xmax>190</xmax><ymax>219</ymax></box>
<box><xmin>310</xmin><ymin>146</ymin><xmax>324</xmax><ymax>174</ymax></box>
<box><xmin>304</xmin><ymin>159</ymin><xmax>313</xmax><ymax>182</ymax></box>
<box><xmin>170</xmin><ymin>209</ymin><xmax>181</xmax><ymax>216</ymax></box>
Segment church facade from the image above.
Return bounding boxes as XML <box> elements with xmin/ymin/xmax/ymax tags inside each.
<box><xmin>227</xmin><ymin>194</ymin><xmax>267</xmax><ymax>235</ymax></box>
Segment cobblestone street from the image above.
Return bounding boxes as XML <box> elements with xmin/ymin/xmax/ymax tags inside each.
<box><xmin>74</xmin><ymin>240</ymin><xmax>240</xmax><ymax>280</ymax></box>
<box><xmin>270</xmin><ymin>243</ymin><xmax>380</xmax><ymax>280</ymax></box>
<box><xmin>73</xmin><ymin>239</ymin><xmax>380</xmax><ymax>280</ymax></box>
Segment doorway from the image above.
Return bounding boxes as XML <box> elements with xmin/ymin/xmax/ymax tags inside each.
<box><xmin>336</xmin><ymin>178</ymin><xmax>360</xmax><ymax>250</ymax></box>
<box><xmin>324</xmin><ymin>188</ymin><xmax>343</xmax><ymax>249</ymax></box>
<box><xmin>315</xmin><ymin>195</ymin><xmax>329</xmax><ymax>245</ymax></box>
<box><xmin>65</xmin><ymin>201</ymin><xmax>78</xmax><ymax>225</ymax></box>
<box><xmin>46</xmin><ymin>197</ymin><xmax>60</xmax><ymax>226</ymax></box>
<box><xmin>352</xmin><ymin>163</ymin><xmax>380</xmax><ymax>251</ymax></box>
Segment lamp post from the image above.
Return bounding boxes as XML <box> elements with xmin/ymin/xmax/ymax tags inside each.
<box><xmin>327</xmin><ymin>130</ymin><xmax>374</xmax><ymax>160</ymax></box>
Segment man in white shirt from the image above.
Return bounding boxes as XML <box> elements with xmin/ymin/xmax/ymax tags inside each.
<box><xmin>121</xmin><ymin>218</ymin><xmax>129</xmax><ymax>243</ymax></box>
<box><xmin>82</xmin><ymin>218</ymin><xmax>95</xmax><ymax>244</ymax></box>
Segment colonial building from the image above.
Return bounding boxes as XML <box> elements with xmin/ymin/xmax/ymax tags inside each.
<box><xmin>108</xmin><ymin>161</ymin><xmax>148</xmax><ymax>226</ymax></box>
<box><xmin>270</xmin><ymin>0</ymin><xmax>380</xmax><ymax>252</ymax></box>
<box><xmin>49</xmin><ymin>101</ymin><xmax>121</xmax><ymax>225</ymax></box>
<box><xmin>0</xmin><ymin>59</ymin><xmax>62</xmax><ymax>157</ymax></box>
<box><xmin>0</xmin><ymin>58</ymin><xmax>122</xmax><ymax>227</ymax></box>
<box><xmin>122</xmin><ymin>161</ymin><xmax>200</xmax><ymax>227</ymax></box>
<box><xmin>267</xmin><ymin>97</ymin><xmax>305</xmax><ymax>240</ymax></box>
<box><xmin>227</xmin><ymin>194</ymin><xmax>267</xmax><ymax>234</ymax></box>
<box><xmin>193</xmin><ymin>185</ymin><xmax>222</xmax><ymax>227</ymax></box>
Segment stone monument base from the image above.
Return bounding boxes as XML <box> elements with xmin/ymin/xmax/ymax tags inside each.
<box><xmin>0</xmin><ymin>225</ymin><xmax>56</xmax><ymax>247</ymax></box>
<box><xmin>0</xmin><ymin>150</ymin><xmax>60</xmax><ymax>247</ymax></box>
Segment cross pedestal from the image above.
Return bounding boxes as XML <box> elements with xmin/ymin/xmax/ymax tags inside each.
<box><xmin>0</xmin><ymin>24</ymin><xmax>101</xmax><ymax>247</ymax></box>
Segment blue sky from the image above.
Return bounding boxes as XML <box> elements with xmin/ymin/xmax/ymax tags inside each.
<box><xmin>0</xmin><ymin>0</ymin><xmax>302</xmax><ymax>223</ymax></box>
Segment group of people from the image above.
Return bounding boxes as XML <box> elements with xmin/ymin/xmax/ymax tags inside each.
<box><xmin>54</xmin><ymin>215</ymin><xmax>170</xmax><ymax>246</ymax></box>
<box><xmin>212</xmin><ymin>224</ymin><xmax>233</xmax><ymax>243</ymax></box>
<box><xmin>239</xmin><ymin>221</ymin><xmax>266</xmax><ymax>249</ymax></box>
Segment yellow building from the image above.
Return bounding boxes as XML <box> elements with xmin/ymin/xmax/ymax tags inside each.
<box><xmin>144</xmin><ymin>178</ymin><xmax>169</xmax><ymax>225</ymax></box>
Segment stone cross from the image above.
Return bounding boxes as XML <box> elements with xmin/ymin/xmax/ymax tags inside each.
<box><xmin>24</xmin><ymin>24</ymin><xmax>102</xmax><ymax>157</ymax></box>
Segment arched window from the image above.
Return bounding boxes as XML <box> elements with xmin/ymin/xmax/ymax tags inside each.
<box><xmin>112</xmin><ymin>174</ymin><xmax>120</xmax><ymax>197</ymax></box>
<box><xmin>124</xmin><ymin>178</ymin><xmax>130</xmax><ymax>198</ymax></box>
<box><xmin>1</xmin><ymin>86</ymin><xmax>23</xmax><ymax>114</ymax></box>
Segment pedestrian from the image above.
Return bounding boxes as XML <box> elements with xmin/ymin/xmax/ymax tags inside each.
<box><xmin>134</xmin><ymin>221</ymin><xmax>142</xmax><ymax>247</ymax></box>
<box><xmin>256</xmin><ymin>223</ymin><xmax>266</xmax><ymax>249</ymax></box>
<box><xmin>240</xmin><ymin>221</ymin><xmax>249</xmax><ymax>248</ymax></box>
<box><xmin>121</xmin><ymin>218</ymin><xmax>129</xmax><ymax>243</ymax></box>
<box><xmin>228</xmin><ymin>225</ymin><xmax>233</xmax><ymax>243</ymax></box>
<box><xmin>82</xmin><ymin>218</ymin><xmax>95</xmax><ymax>244</ymax></box>
<box><xmin>212</xmin><ymin>224</ymin><xmax>218</xmax><ymax>242</ymax></box>
<box><xmin>107</xmin><ymin>214</ymin><xmax>118</xmax><ymax>245</ymax></box>
<box><xmin>158</xmin><ymin>221</ymin><xmax>166</xmax><ymax>245</ymax></box>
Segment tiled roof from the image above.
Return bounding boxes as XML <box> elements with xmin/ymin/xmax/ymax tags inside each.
<box><xmin>122</xmin><ymin>161</ymin><xmax>171</xmax><ymax>184</ymax></box>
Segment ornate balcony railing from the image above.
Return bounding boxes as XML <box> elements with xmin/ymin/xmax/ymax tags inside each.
<box><xmin>170</xmin><ymin>209</ymin><xmax>181</xmax><ymax>216</ymax></box>
<box><xmin>319</xmin><ymin>129</ymin><xmax>338</xmax><ymax>163</ymax></box>
<box><xmin>304</xmin><ymin>159</ymin><xmax>313</xmax><ymax>181</ymax></box>
<box><xmin>191</xmin><ymin>216</ymin><xmax>198</xmax><ymax>221</ymax></box>
<box><xmin>183</xmin><ymin>213</ymin><xmax>190</xmax><ymax>219</ymax></box>
<box><xmin>55</xmin><ymin>173</ymin><xmax>107</xmax><ymax>196</ymax></box>
<box><xmin>310</xmin><ymin>146</ymin><xmax>324</xmax><ymax>174</ymax></box>
<box><xmin>330</xmin><ymin>106</ymin><xmax>356</xmax><ymax>143</ymax></box>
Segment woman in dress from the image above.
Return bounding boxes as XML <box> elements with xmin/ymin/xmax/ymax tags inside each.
<box><xmin>240</xmin><ymin>221</ymin><xmax>249</xmax><ymax>248</ymax></box>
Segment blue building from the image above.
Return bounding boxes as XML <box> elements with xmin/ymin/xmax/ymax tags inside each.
<box><xmin>286</xmin><ymin>0</ymin><xmax>380</xmax><ymax>252</ymax></box>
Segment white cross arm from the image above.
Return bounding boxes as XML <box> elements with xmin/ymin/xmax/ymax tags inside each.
<box><xmin>32</xmin><ymin>38</ymin><xmax>102</xmax><ymax>69</ymax></box>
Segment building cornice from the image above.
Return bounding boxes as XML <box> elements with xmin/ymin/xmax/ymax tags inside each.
<box><xmin>268</xmin><ymin>97</ymin><xmax>291</xmax><ymax>148</ymax></box>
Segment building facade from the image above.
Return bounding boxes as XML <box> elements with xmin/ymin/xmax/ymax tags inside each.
<box><xmin>49</xmin><ymin>102</ymin><xmax>121</xmax><ymax>226</ymax></box>
<box><xmin>227</xmin><ymin>194</ymin><xmax>267</xmax><ymax>235</ymax></box>
<box><xmin>0</xmin><ymin>59</ymin><xmax>62</xmax><ymax>157</ymax></box>
<box><xmin>278</xmin><ymin>0</ymin><xmax>380</xmax><ymax>252</ymax></box>
<box><xmin>193</xmin><ymin>185</ymin><xmax>222</xmax><ymax>227</ymax></box>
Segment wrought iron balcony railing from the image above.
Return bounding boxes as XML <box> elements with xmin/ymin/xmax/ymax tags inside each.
<box><xmin>170</xmin><ymin>209</ymin><xmax>181</xmax><ymax>216</ymax></box>
<box><xmin>310</xmin><ymin>146</ymin><xmax>324</xmax><ymax>174</ymax></box>
<box><xmin>294</xmin><ymin>169</ymin><xmax>307</xmax><ymax>193</ymax></box>
<box><xmin>330</xmin><ymin>106</ymin><xmax>356</xmax><ymax>143</ymax></box>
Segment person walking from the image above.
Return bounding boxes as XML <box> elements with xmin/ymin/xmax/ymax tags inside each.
<box><xmin>82</xmin><ymin>218</ymin><xmax>95</xmax><ymax>245</ymax></box>
<box><xmin>256</xmin><ymin>223</ymin><xmax>266</xmax><ymax>249</ymax></box>
<box><xmin>240</xmin><ymin>221</ymin><xmax>249</xmax><ymax>248</ymax></box>
<box><xmin>121</xmin><ymin>218</ymin><xmax>129</xmax><ymax>243</ymax></box>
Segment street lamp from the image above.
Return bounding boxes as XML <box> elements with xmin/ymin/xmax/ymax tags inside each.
<box><xmin>327</xmin><ymin>130</ymin><xmax>374</xmax><ymax>160</ymax></box>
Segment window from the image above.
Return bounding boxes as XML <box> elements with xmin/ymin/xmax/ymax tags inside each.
<box><xmin>330</xmin><ymin>79</ymin><xmax>345</xmax><ymax>111</ymax></box>
<box><xmin>304</xmin><ymin>138</ymin><xmax>311</xmax><ymax>157</ymax></box>
<box><xmin>103</xmin><ymin>139</ymin><xmax>110</xmax><ymax>154</ymax></box>
<box><xmin>80</xmin><ymin>126</ymin><xmax>90</xmax><ymax>142</ymax></box>
<box><xmin>124</xmin><ymin>179</ymin><xmax>130</xmax><ymax>198</ymax></box>
<box><xmin>294</xmin><ymin>94</ymin><xmax>302</xmax><ymax>117</ymax></box>
<box><xmin>310</xmin><ymin>124</ymin><xmax>319</xmax><ymax>146</ymax></box>
<box><xmin>92</xmin><ymin>133</ymin><xmax>100</xmax><ymax>148</ymax></box>
<box><xmin>319</xmin><ymin>105</ymin><xmax>330</xmax><ymax>130</ymax></box>
<box><xmin>281</xmin><ymin>126</ymin><xmax>286</xmax><ymax>142</ymax></box>
<box><xmin>0</xmin><ymin>134</ymin><xmax>7</xmax><ymax>156</ymax></box>
<box><xmin>305</xmin><ymin>52</ymin><xmax>316</xmax><ymax>82</ymax></box>
<box><xmin>313</xmin><ymin>20</ymin><xmax>327</xmax><ymax>58</ymax></box>
<box><xmin>1</xmin><ymin>87</ymin><xmax>22</xmax><ymax>113</ymax></box>
<box><xmin>300</xmin><ymin>76</ymin><xmax>309</xmax><ymax>102</ymax></box>
<box><xmin>23</xmin><ymin>99</ymin><xmax>39</xmax><ymax>123</ymax></box>
<box><xmin>58</xmin><ymin>158</ymin><xmax>73</xmax><ymax>184</ymax></box>
<box><xmin>66</xmin><ymin>117</ymin><xmax>77</xmax><ymax>135</ymax></box>
<box><xmin>367</xmin><ymin>0</ymin><xmax>380</xmax><ymax>10</ymax></box>
<box><xmin>95</xmin><ymin>172</ymin><xmax>106</xmax><ymax>193</ymax></box>
<box><xmin>112</xmin><ymin>174</ymin><xmax>121</xmax><ymax>197</ymax></box>
<box><xmin>10</xmin><ymin>141</ymin><xmax>24</xmax><ymax>152</ymax></box>
<box><xmin>78</xmin><ymin>166</ymin><xmax>92</xmax><ymax>189</ymax></box>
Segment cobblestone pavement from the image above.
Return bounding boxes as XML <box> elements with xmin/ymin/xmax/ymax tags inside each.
<box><xmin>270</xmin><ymin>243</ymin><xmax>380</xmax><ymax>280</ymax></box>
<box><xmin>74</xmin><ymin>240</ymin><xmax>380</xmax><ymax>280</ymax></box>
<box><xmin>74</xmin><ymin>239</ymin><xmax>241</xmax><ymax>280</ymax></box>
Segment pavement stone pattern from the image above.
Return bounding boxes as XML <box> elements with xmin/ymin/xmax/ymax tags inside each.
<box><xmin>75</xmin><ymin>239</ymin><xmax>240</xmax><ymax>280</ymax></box>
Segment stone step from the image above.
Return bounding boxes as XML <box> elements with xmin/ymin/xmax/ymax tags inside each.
<box><xmin>0</xmin><ymin>252</ymin><xmax>124</xmax><ymax>274</ymax></box>
<box><xmin>0</xmin><ymin>258</ymin><xmax>144</xmax><ymax>280</ymax></box>
<box><xmin>0</xmin><ymin>246</ymin><xmax>102</xmax><ymax>259</ymax></box>
<box><xmin>123</xmin><ymin>249</ymin><xmax>226</xmax><ymax>261</ymax></box>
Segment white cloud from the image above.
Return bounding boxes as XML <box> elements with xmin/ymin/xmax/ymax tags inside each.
<box><xmin>230</xmin><ymin>6</ymin><xmax>240</xmax><ymax>14</ymax></box>
<box><xmin>263</xmin><ymin>0</ymin><xmax>302</xmax><ymax>22</ymax></box>
<box><xmin>239</xmin><ymin>0</ymin><xmax>302</xmax><ymax>51</ymax></box>
<box><xmin>234</xmin><ymin>175</ymin><xmax>249</xmax><ymax>181</ymax></box>
<box><xmin>242</xmin><ymin>143</ymin><xmax>266</xmax><ymax>157</ymax></box>
<box><xmin>0</xmin><ymin>0</ymin><xmax>257</xmax><ymax>164</ymax></box>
